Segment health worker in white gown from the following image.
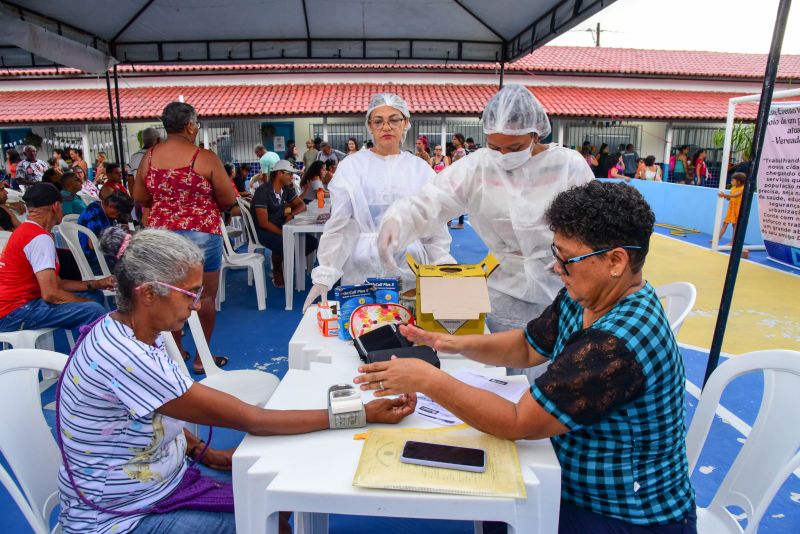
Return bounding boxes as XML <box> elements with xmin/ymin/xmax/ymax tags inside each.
<box><xmin>303</xmin><ymin>93</ymin><xmax>454</xmax><ymax>311</ymax></box>
<box><xmin>378</xmin><ymin>84</ymin><xmax>594</xmax><ymax>354</ymax></box>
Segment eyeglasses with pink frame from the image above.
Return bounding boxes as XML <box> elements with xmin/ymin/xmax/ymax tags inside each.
<box><xmin>136</xmin><ymin>281</ymin><xmax>203</xmax><ymax>307</ymax></box>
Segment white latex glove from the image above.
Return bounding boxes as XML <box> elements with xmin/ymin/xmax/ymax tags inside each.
<box><xmin>378</xmin><ymin>218</ymin><xmax>401</xmax><ymax>272</ymax></box>
<box><xmin>302</xmin><ymin>283</ymin><xmax>329</xmax><ymax>313</ymax></box>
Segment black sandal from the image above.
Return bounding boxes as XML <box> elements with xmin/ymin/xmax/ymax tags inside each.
<box><xmin>193</xmin><ymin>355</ymin><xmax>229</xmax><ymax>375</ymax></box>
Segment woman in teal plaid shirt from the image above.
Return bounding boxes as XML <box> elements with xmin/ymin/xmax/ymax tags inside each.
<box><xmin>356</xmin><ymin>181</ymin><xmax>695</xmax><ymax>533</ymax></box>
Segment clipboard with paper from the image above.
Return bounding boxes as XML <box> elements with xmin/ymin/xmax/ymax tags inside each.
<box><xmin>352</xmin><ymin>424</ymin><xmax>527</xmax><ymax>499</ymax></box>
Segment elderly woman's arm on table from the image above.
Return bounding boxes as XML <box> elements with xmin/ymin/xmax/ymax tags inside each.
<box><xmin>158</xmin><ymin>381</ymin><xmax>417</xmax><ymax>436</ymax></box>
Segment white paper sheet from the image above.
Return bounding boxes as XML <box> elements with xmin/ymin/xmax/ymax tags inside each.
<box><xmin>413</xmin><ymin>370</ymin><xmax>530</xmax><ymax>425</ymax></box>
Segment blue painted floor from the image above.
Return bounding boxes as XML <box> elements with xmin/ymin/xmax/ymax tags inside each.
<box><xmin>1</xmin><ymin>221</ymin><xmax>798</xmax><ymax>532</ymax></box>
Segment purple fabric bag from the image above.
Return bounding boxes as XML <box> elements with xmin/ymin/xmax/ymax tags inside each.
<box><xmin>56</xmin><ymin>314</ymin><xmax>234</xmax><ymax>516</ymax></box>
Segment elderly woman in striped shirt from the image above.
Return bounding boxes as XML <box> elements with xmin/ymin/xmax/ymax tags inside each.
<box><xmin>56</xmin><ymin>227</ymin><xmax>416</xmax><ymax>534</ymax></box>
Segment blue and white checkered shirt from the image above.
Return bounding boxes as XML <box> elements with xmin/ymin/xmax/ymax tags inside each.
<box><xmin>526</xmin><ymin>283</ymin><xmax>694</xmax><ymax>525</ymax></box>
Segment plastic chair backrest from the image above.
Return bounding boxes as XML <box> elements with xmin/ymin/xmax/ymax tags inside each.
<box><xmin>0</xmin><ymin>230</ymin><xmax>11</xmax><ymax>254</ymax></box>
<box><xmin>58</xmin><ymin>221</ymin><xmax>112</xmax><ymax>279</ymax></box>
<box><xmin>655</xmin><ymin>282</ymin><xmax>696</xmax><ymax>335</ymax></box>
<box><xmin>236</xmin><ymin>198</ymin><xmax>259</xmax><ymax>243</ymax></box>
<box><xmin>0</xmin><ymin>349</ymin><xmax>67</xmax><ymax>534</ymax></box>
<box><xmin>219</xmin><ymin>217</ymin><xmax>236</xmax><ymax>260</ymax></box>
<box><xmin>186</xmin><ymin>311</ymin><xmax>222</xmax><ymax>377</ymax></box>
<box><xmin>61</xmin><ymin>214</ymin><xmax>80</xmax><ymax>224</ymax></box>
<box><xmin>686</xmin><ymin>350</ymin><xmax>800</xmax><ymax>533</ymax></box>
<box><xmin>77</xmin><ymin>192</ymin><xmax>95</xmax><ymax>206</ymax></box>
<box><xmin>160</xmin><ymin>331</ymin><xmax>191</xmax><ymax>377</ymax></box>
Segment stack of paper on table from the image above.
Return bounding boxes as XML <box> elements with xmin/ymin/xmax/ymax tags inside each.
<box><xmin>414</xmin><ymin>369</ymin><xmax>530</xmax><ymax>426</ymax></box>
<box><xmin>352</xmin><ymin>424</ymin><xmax>526</xmax><ymax>499</ymax></box>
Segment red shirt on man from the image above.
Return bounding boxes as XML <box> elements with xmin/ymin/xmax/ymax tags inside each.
<box><xmin>0</xmin><ymin>220</ymin><xmax>60</xmax><ymax>318</ymax></box>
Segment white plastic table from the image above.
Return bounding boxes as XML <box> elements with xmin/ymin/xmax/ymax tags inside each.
<box><xmin>288</xmin><ymin>305</ymin><xmax>492</xmax><ymax>372</ymax></box>
<box><xmin>232</xmin><ymin>366</ymin><xmax>561</xmax><ymax>534</ymax></box>
<box><xmin>282</xmin><ymin>216</ymin><xmax>326</xmax><ymax>311</ymax></box>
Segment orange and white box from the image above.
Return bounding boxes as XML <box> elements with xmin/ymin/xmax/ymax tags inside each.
<box><xmin>317</xmin><ymin>301</ymin><xmax>340</xmax><ymax>337</ymax></box>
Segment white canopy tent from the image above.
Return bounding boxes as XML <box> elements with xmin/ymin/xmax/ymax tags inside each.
<box><xmin>0</xmin><ymin>0</ymin><xmax>614</xmax><ymax>70</ymax></box>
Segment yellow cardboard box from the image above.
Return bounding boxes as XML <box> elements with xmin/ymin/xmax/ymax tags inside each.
<box><xmin>406</xmin><ymin>253</ymin><xmax>499</xmax><ymax>336</ymax></box>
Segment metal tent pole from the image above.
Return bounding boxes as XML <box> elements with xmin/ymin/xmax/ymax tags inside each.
<box><xmin>499</xmin><ymin>62</ymin><xmax>505</xmax><ymax>89</ymax></box>
<box><xmin>703</xmin><ymin>0</ymin><xmax>793</xmax><ymax>386</ymax></box>
<box><xmin>104</xmin><ymin>71</ymin><xmax>120</xmax><ymax>166</ymax></box>
<box><xmin>113</xmin><ymin>64</ymin><xmax>126</xmax><ymax>182</ymax></box>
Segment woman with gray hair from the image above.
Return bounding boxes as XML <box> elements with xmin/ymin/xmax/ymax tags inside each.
<box><xmin>133</xmin><ymin>101</ymin><xmax>236</xmax><ymax>374</ymax></box>
<box><xmin>303</xmin><ymin>92</ymin><xmax>454</xmax><ymax>311</ymax></box>
<box><xmin>55</xmin><ymin>227</ymin><xmax>416</xmax><ymax>534</ymax></box>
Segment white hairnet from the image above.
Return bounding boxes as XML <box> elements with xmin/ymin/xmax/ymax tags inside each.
<box><xmin>481</xmin><ymin>84</ymin><xmax>551</xmax><ymax>138</ymax></box>
<box><xmin>365</xmin><ymin>93</ymin><xmax>411</xmax><ymax>143</ymax></box>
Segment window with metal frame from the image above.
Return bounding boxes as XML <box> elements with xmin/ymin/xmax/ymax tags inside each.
<box><xmin>565</xmin><ymin>122</ymin><xmax>642</xmax><ymax>155</ymax></box>
<box><xmin>671</xmin><ymin>126</ymin><xmax>733</xmax><ymax>188</ymax></box>
<box><xmin>311</xmin><ymin>123</ymin><xmax>368</xmax><ymax>154</ymax></box>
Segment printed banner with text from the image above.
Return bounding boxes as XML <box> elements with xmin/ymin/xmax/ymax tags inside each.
<box><xmin>757</xmin><ymin>102</ymin><xmax>800</xmax><ymax>270</ymax></box>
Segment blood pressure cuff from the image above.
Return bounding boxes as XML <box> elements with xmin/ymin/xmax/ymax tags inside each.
<box><xmin>365</xmin><ymin>346</ymin><xmax>440</xmax><ymax>368</ymax></box>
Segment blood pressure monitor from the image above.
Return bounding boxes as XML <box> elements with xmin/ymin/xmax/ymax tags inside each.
<box><xmin>327</xmin><ymin>384</ymin><xmax>366</xmax><ymax>429</ymax></box>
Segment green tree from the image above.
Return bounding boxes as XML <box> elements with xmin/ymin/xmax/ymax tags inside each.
<box><xmin>713</xmin><ymin>122</ymin><xmax>754</xmax><ymax>160</ymax></box>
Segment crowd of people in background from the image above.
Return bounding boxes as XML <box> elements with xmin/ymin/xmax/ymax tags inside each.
<box><xmin>575</xmin><ymin>140</ymin><xmax>750</xmax><ymax>188</ymax></box>
<box><xmin>1</xmin><ymin>123</ymin><xmax>755</xmax><ymax>356</ymax></box>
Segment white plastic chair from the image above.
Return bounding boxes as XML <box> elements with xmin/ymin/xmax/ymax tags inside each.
<box><xmin>0</xmin><ymin>322</ymin><xmax>74</xmax><ymax>393</ymax></box>
<box><xmin>0</xmin><ymin>328</ymin><xmax>57</xmax><ymax>348</ymax></box>
<box><xmin>218</xmin><ymin>218</ymin><xmax>266</xmax><ymax>311</ymax></box>
<box><xmin>0</xmin><ymin>227</ymin><xmax>74</xmax><ymax>386</ymax></box>
<box><xmin>655</xmin><ymin>282</ymin><xmax>696</xmax><ymax>335</ymax></box>
<box><xmin>60</xmin><ymin>214</ymin><xmax>79</xmax><ymax>224</ymax></box>
<box><xmin>168</xmin><ymin>312</ymin><xmax>279</xmax><ymax>406</ymax></box>
<box><xmin>228</xmin><ymin>215</ymin><xmax>245</xmax><ymax>248</ymax></box>
<box><xmin>57</xmin><ymin>222</ymin><xmax>115</xmax><ymax>294</ymax></box>
<box><xmin>686</xmin><ymin>349</ymin><xmax>800</xmax><ymax>533</ymax></box>
<box><xmin>50</xmin><ymin>225</ymin><xmax>65</xmax><ymax>249</ymax></box>
<box><xmin>236</xmin><ymin>197</ymin><xmax>267</xmax><ymax>255</ymax></box>
<box><xmin>0</xmin><ymin>348</ymin><xmax>67</xmax><ymax>534</ymax></box>
<box><xmin>77</xmin><ymin>192</ymin><xmax>95</xmax><ymax>206</ymax></box>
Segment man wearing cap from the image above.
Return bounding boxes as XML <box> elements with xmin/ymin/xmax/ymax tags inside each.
<box><xmin>0</xmin><ymin>183</ymin><xmax>114</xmax><ymax>333</ymax></box>
<box><xmin>250</xmin><ymin>160</ymin><xmax>316</xmax><ymax>288</ymax></box>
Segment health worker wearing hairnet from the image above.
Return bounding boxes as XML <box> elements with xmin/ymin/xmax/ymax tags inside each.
<box><xmin>303</xmin><ymin>93</ymin><xmax>454</xmax><ymax>311</ymax></box>
<box><xmin>378</xmin><ymin>85</ymin><xmax>594</xmax><ymax>358</ymax></box>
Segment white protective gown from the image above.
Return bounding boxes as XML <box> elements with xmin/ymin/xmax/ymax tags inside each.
<box><xmin>311</xmin><ymin>149</ymin><xmax>455</xmax><ymax>289</ymax></box>
<box><xmin>382</xmin><ymin>144</ymin><xmax>594</xmax><ymax>319</ymax></box>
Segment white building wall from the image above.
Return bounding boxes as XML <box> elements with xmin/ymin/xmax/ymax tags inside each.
<box><xmin>639</xmin><ymin>121</ymin><xmax>669</xmax><ymax>160</ymax></box>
